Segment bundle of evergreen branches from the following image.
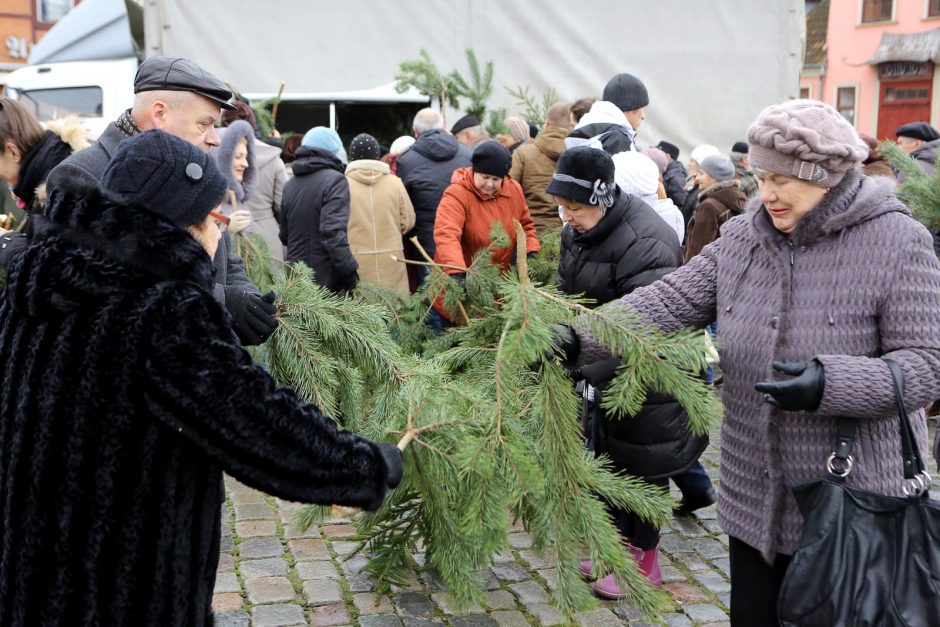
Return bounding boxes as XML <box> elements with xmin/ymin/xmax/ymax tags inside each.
<box><xmin>878</xmin><ymin>140</ymin><xmax>940</xmax><ymax>232</ymax></box>
<box><xmin>248</xmin><ymin>225</ymin><xmax>719</xmax><ymax>620</ymax></box>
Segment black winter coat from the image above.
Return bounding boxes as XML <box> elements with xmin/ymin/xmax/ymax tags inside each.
<box><xmin>280</xmin><ymin>147</ymin><xmax>358</xmax><ymax>292</ymax></box>
<box><xmin>0</xmin><ymin>188</ymin><xmax>398</xmax><ymax>626</ymax></box>
<box><xmin>395</xmin><ymin>129</ymin><xmax>472</xmax><ymax>257</ymax></box>
<box><xmin>556</xmin><ymin>191</ymin><xmax>707</xmax><ymax>480</ymax></box>
<box><xmin>663</xmin><ymin>160</ymin><xmax>689</xmax><ymax>209</ymax></box>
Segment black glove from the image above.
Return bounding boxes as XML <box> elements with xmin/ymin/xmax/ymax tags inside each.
<box><xmin>337</xmin><ymin>270</ymin><xmax>359</xmax><ymax>292</ymax></box>
<box><xmin>225</xmin><ymin>288</ymin><xmax>278</xmax><ymax>346</ymax></box>
<box><xmin>526</xmin><ymin>251</ymin><xmax>538</xmax><ymax>259</ymax></box>
<box><xmin>754</xmin><ymin>359</ymin><xmax>825</xmax><ymax>411</ymax></box>
<box><xmin>449</xmin><ymin>272</ymin><xmax>466</xmax><ymax>284</ymax></box>
<box><xmin>578</xmin><ymin>357</ymin><xmax>622</xmax><ymax>388</ymax></box>
<box><xmin>547</xmin><ymin>324</ymin><xmax>580</xmax><ymax>367</ymax></box>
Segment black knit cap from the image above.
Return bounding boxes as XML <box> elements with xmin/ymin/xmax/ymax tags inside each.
<box><xmin>602</xmin><ymin>73</ymin><xmax>649</xmax><ymax>112</ymax></box>
<box><xmin>656</xmin><ymin>140</ymin><xmax>680</xmax><ymax>161</ymax></box>
<box><xmin>545</xmin><ymin>146</ymin><xmax>616</xmax><ymax>207</ymax></box>
<box><xmin>102</xmin><ymin>129</ymin><xmax>228</xmax><ymax>227</ymax></box>
<box><xmin>348</xmin><ymin>133</ymin><xmax>382</xmax><ymax>161</ymax></box>
<box><xmin>451</xmin><ymin>114</ymin><xmax>481</xmax><ymax>135</ymax></box>
<box><xmin>471</xmin><ymin>140</ymin><xmax>512</xmax><ymax>177</ymax></box>
<box><xmin>731</xmin><ymin>141</ymin><xmax>749</xmax><ymax>154</ymax></box>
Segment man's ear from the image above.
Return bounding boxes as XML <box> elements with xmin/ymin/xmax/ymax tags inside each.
<box><xmin>149</xmin><ymin>99</ymin><xmax>171</xmax><ymax>129</ymax></box>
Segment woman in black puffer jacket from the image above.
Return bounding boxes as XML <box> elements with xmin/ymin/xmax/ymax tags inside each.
<box><xmin>550</xmin><ymin>146</ymin><xmax>707</xmax><ymax>600</ymax></box>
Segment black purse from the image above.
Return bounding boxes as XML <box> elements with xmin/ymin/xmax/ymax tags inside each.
<box><xmin>778</xmin><ymin>359</ymin><xmax>940</xmax><ymax>627</ymax></box>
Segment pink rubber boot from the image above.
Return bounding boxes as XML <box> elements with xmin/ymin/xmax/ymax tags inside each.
<box><xmin>579</xmin><ymin>543</ymin><xmax>641</xmax><ymax>579</ymax></box>
<box><xmin>592</xmin><ymin>542</ymin><xmax>662</xmax><ymax>599</ymax></box>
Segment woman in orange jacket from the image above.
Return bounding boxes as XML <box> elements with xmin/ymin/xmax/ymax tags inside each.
<box><xmin>433</xmin><ymin>140</ymin><xmax>540</xmax><ymax>280</ymax></box>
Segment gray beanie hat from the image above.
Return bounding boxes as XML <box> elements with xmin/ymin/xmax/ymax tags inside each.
<box><xmin>700</xmin><ymin>155</ymin><xmax>736</xmax><ymax>182</ymax></box>
<box><xmin>746</xmin><ymin>100</ymin><xmax>867</xmax><ymax>188</ymax></box>
<box><xmin>602</xmin><ymin>73</ymin><xmax>649</xmax><ymax>112</ymax></box>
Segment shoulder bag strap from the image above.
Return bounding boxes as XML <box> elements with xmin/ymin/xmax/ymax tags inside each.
<box><xmin>883</xmin><ymin>358</ymin><xmax>926</xmax><ymax>480</ymax></box>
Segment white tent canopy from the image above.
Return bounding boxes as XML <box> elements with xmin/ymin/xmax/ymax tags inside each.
<box><xmin>148</xmin><ymin>0</ymin><xmax>804</xmax><ymax>158</ymax></box>
<box><xmin>29</xmin><ymin>0</ymin><xmax>142</xmax><ymax>65</ymax></box>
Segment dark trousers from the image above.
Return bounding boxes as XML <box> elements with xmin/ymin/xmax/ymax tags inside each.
<box><xmin>672</xmin><ymin>460</ymin><xmax>712</xmax><ymax>496</ymax></box>
<box><xmin>609</xmin><ymin>478</ymin><xmax>669</xmax><ymax>550</ymax></box>
<box><xmin>728</xmin><ymin>536</ymin><xmax>792</xmax><ymax>627</ymax></box>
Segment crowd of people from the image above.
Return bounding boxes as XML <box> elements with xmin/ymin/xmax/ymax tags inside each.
<box><xmin>0</xmin><ymin>53</ymin><xmax>938</xmax><ymax>627</ymax></box>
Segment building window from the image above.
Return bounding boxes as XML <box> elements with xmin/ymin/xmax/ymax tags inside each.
<box><xmin>836</xmin><ymin>87</ymin><xmax>857</xmax><ymax>124</ymax></box>
<box><xmin>861</xmin><ymin>0</ymin><xmax>893</xmax><ymax>22</ymax></box>
<box><xmin>930</xmin><ymin>0</ymin><xmax>940</xmax><ymax>17</ymax></box>
<box><xmin>800</xmin><ymin>86</ymin><xmax>811</xmax><ymax>99</ymax></box>
<box><xmin>37</xmin><ymin>0</ymin><xmax>74</xmax><ymax>24</ymax></box>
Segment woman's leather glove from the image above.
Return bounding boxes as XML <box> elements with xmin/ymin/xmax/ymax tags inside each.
<box><xmin>755</xmin><ymin>359</ymin><xmax>825</xmax><ymax>411</ymax></box>
<box><xmin>224</xmin><ymin>288</ymin><xmax>278</xmax><ymax>346</ymax></box>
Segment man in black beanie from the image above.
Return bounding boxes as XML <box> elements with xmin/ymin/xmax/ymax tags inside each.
<box><xmin>566</xmin><ymin>72</ymin><xmax>649</xmax><ymax>159</ymax></box>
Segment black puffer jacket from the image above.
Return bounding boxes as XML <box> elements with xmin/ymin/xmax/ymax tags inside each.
<box><xmin>395</xmin><ymin>129</ymin><xmax>472</xmax><ymax>257</ymax></box>
<box><xmin>0</xmin><ymin>187</ymin><xmax>399</xmax><ymax>626</ymax></box>
<box><xmin>557</xmin><ymin>190</ymin><xmax>707</xmax><ymax>480</ymax></box>
<box><xmin>280</xmin><ymin>147</ymin><xmax>358</xmax><ymax>292</ymax></box>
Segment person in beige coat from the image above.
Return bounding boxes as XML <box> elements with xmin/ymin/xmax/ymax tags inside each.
<box><xmin>509</xmin><ymin>102</ymin><xmax>571</xmax><ymax>232</ymax></box>
<box><xmin>345</xmin><ymin>133</ymin><xmax>416</xmax><ymax>294</ymax></box>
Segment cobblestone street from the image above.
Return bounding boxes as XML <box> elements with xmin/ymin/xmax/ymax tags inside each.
<box><xmin>210</xmin><ymin>418</ymin><xmax>940</xmax><ymax>626</ymax></box>
<box><xmin>212</xmin><ymin>423</ymin><xmax>734</xmax><ymax>627</ymax></box>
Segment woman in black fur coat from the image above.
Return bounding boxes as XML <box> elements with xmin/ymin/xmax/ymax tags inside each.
<box><xmin>0</xmin><ymin>130</ymin><xmax>403</xmax><ymax>626</ymax></box>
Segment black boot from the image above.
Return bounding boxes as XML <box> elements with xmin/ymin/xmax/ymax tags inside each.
<box><xmin>673</xmin><ymin>487</ymin><xmax>717</xmax><ymax>517</ymax></box>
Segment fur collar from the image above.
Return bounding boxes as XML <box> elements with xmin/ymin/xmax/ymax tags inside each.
<box><xmin>9</xmin><ymin>186</ymin><xmax>215</xmax><ymax>316</ymax></box>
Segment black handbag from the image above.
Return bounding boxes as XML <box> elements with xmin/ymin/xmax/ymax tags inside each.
<box><xmin>778</xmin><ymin>359</ymin><xmax>940</xmax><ymax>627</ymax></box>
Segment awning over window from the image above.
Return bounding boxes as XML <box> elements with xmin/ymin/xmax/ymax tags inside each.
<box><xmin>28</xmin><ymin>0</ymin><xmax>143</xmax><ymax>65</ymax></box>
<box><xmin>868</xmin><ymin>28</ymin><xmax>940</xmax><ymax>64</ymax></box>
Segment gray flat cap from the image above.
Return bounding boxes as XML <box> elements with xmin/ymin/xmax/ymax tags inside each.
<box><xmin>134</xmin><ymin>56</ymin><xmax>235</xmax><ymax>110</ymax></box>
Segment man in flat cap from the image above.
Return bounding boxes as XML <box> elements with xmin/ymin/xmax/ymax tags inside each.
<box><xmin>896</xmin><ymin>121</ymin><xmax>940</xmax><ymax>178</ymax></box>
<box><xmin>451</xmin><ymin>114</ymin><xmax>489</xmax><ymax>149</ymax></box>
<box><xmin>44</xmin><ymin>56</ymin><xmax>278</xmax><ymax>346</ymax></box>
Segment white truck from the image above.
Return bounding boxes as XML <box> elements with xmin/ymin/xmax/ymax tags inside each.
<box><xmin>4</xmin><ymin>0</ymin><xmax>805</xmax><ymax>154</ymax></box>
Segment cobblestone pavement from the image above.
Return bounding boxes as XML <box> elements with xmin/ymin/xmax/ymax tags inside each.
<box><xmin>213</xmin><ymin>417</ymin><xmax>939</xmax><ymax>625</ymax></box>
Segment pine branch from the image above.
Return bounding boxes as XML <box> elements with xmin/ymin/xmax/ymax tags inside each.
<box><xmin>878</xmin><ymin>140</ymin><xmax>940</xmax><ymax>231</ymax></box>
<box><xmin>234</xmin><ymin>231</ymin><xmax>280</xmax><ymax>293</ymax></box>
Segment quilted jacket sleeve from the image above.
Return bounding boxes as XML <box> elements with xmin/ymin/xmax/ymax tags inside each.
<box><xmin>576</xmin><ymin>240</ymin><xmax>719</xmax><ymax>366</ymax></box>
<box><xmin>145</xmin><ymin>285</ymin><xmax>396</xmax><ymax>510</ymax></box>
<box><xmin>816</xmin><ymin>225</ymin><xmax>940</xmax><ymax>419</ymax></box>
<box><xmin>432</xmin><ymin>185</ymin><xmax>469</xmax><ymax>275</ymax></box>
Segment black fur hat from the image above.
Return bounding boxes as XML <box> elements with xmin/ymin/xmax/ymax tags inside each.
<box><xmin>545</xmin><ymin>146</ymin><xmax>616</xmax><ymax>207</ymax></box>
<box><xmin>102</xmin><ymin>129</ymin><xmax>228</xmax><ymax>227</ymax></box>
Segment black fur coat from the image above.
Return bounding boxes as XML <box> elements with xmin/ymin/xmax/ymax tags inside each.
<box><xmin>0</xmin><ymin>188</ymin><xmax>396</xmax><ymax>626</ymax></box>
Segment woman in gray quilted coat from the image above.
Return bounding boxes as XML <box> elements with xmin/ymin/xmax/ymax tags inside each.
<box><xmin>559</xmin><ymin>100</ymin><xmax>940</xmax><ymax>626</ymax></box>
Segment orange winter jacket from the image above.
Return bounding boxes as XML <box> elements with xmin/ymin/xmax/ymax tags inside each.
<box><xmin>433</xmin><ymin>167</ymin><xmax>540</xmax><ymax>276</ymax></box>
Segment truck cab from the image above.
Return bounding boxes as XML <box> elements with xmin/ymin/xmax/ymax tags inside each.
<box><xmin>4</xmin><ymin>58</ymin><xmax>137</xmax><ymax>139</ymax></box>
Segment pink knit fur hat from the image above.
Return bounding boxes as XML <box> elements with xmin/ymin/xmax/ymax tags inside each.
<box><xmin>747</xmin><ymin>99</ymin><xmax>867</xmax><ymax>188</ymax></box>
